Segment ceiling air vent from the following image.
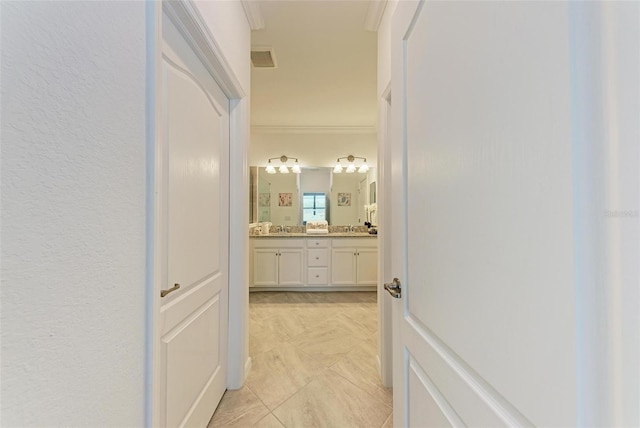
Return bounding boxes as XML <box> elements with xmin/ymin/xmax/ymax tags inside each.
<box><xmin>251</xmin><ymin>48</ymin><xmax>277</xmax><ymax>68</ymax></box>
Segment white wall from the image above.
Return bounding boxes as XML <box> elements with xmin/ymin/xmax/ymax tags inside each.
<box><xmin>250</xmin><ymin>131</ymin><xmax>377</xmax><ymax>168</ymax></box>
<box><xmin>1</xmin><ymin>2</ymin><xmax>146</xmax><ymax>426</ymax></box>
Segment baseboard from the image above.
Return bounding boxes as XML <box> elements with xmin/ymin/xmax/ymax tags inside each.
<box><xmin>244</xmin><ymin>357</ymin><xmax>252</xmax><ymax>380</ymax></box>
<box><xmin>249</xmin><ymin>286</ymin><xmax>376</xmax><ymax>292</ymax></box>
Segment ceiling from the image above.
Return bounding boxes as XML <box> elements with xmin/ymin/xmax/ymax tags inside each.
<box><xmin>249</xmin><ymin>1</ymin><xmax>379</xmax><ymax>129</ymax></box>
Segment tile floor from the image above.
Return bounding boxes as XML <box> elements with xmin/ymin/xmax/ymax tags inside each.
<box><xmin>208</xmin><ymin>291</ymin><xmax>393</xmax><ymax>428</ymax></box>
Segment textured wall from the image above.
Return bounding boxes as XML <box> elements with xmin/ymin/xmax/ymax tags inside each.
<box><xmin>1</xmin><ymin>2</ymin><xmax>147</xmax><ymax>426</ymax></box>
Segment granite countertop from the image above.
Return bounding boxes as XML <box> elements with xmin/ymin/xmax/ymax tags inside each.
<box><xmin>251</xmin><ymin>232</ymin><xmax>377</xmax><ymax>238</ymax></box>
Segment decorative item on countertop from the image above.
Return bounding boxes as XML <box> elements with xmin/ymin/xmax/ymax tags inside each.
<box><xmin>306</xmin><ymin>220</ymin><xmax>329</xmax><ymax>234</ymax></box>
<box><xmin>260</xmin><ymin>222</ymin><xmax>271</xmax><ymax>235</ymax></box>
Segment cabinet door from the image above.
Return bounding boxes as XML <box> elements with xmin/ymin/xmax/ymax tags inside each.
<box><xmin>331</xmin><ymin>248</ymin><xmax>357</xmax><ymax>285</ymax></box>
<box><xmin>253</xmin><ymin>249</ymin><xmax>278</xmax><ymax>286</ymax></box>
<box><xmin>278</xmin><ymin>248</ymin><xmax>305</xmax><ymax>286</ymax></box>
<box><xmin>356</xmin><ymin>247</ymin><xmax>378</xmax><ymax>285</ymax></box>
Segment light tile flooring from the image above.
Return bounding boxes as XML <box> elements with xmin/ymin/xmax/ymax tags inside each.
<box><xmin>208</xmin><ymin>291</ymin><xmax>393</xmax><ymax>428</ymax></box>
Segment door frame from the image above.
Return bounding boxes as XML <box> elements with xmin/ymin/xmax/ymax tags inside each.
<box><xmin>145</xmin><ymin>1</ymin><xmax>249</xmax><ymax>426</ymax></box>
<box><xmin>377</xmin><ymin>81</ymin><xmax>393</xmax><ymax>388</ymax></box>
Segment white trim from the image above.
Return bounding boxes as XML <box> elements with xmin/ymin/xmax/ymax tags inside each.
<box><xmin>364</xmin><ymin>0</ymin><xmax>388</xmax><ymax>32</ymax></box>
<box><xmin>241</xmin><ymin>0</ymin><xmax>264</xmax><ymax>31</ymax></box>
<box><xmin>245</xmin><ymin>357</ymin><xmax>252</xmax><ymax>379</ymax></box>
<box><xmin>250</xmin><ymin>286</ymin><xmax>376</xmax><ymax>292</ymax></box>
<box><xmin>145</xmin><ymin>2</ymin><xmax>163</xmax><ymax>426</ymax></box>
<box><xmin>227</xmin><ymin>96</ymin><xmax>251</xmax><ymax>389</ymax></box>
<box><xmin>251</xmin><ymin>125</ymin><xmax>377</xmax><ymax>135</ymax></box>
<box><xmin>377</xmin><ymin>80</ymin><xmax>393</xmax><ymax>388</ymax></box>
<box><xmin>409</xmin><ymin>357</ymin><xmax>466</xmax><ymax>427</ymax></box>
<box><xmin>164</xmin><ymin>0</ymin><xmax>245</xmax><ymax>99</ymax></box>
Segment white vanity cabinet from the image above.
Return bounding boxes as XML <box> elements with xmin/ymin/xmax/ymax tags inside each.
<box><xmin>252</xmin><ymin>239</ymin><xmax>305</xmax><ymax>287</ymax></box>
<box><xmin>306</xmin><ymin>239</ymin><xmax>330</xmax><ymax>285</ymax></box>
<box><xmin>250</xmin><ymin>235</ymin><xmax>377</xmax><ymax>289</ymax></box>
<box><xmin>330</xmin><ymin>238</ymin><xmax>378</xmax><ymax>286</ymax></box>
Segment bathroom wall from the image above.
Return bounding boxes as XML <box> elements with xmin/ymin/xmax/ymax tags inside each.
<box><xmin>250</xmin><ymin>130</ymin><xmax>377</xmax><ymax>168</ymax></box>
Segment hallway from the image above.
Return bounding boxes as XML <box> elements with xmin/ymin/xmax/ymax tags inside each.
<box><xmin>208</xmin><ymin>292</ymin><xmax>392</xmax><ymax>427</ymax></box>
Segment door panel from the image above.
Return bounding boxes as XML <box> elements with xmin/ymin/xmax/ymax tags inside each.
<box><xmin>156</xmin><ymin>12</ymin><xmax>230</xmax><ymax>427</ymax></box>
<box><xmin>408</xmin><ymin>356</ymin><xmax>461</xmax><ymax>428</ymax></box>
<box><xmin>253</xmin><ymin>249</ymin><xmax>278</xmax><ymax>286</ymax></box>
<box><xmin>164</xmin><ymin>295</ymin><xmax>220</xmax><ymax>428</ymax></box>
<box><xmin>356</xmin><ymin>248</ymin><xmax>377</xmax><ymax>285</ymax></box>
<box><xmin>331</xmin><ymin>248</ymin><xmax>357</xmax><ymax>285</ymax></box>
<box><xmin>278</xmin><ymin>249</ymin><xmax>304</xmax><ymax>286</ymax></box>
<box><xmin>391</xmin><ymin>1</ymin><xmax>576</xmax><ymax>426</ymax></box>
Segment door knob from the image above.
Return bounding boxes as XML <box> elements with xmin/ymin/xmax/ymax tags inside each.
<box><xmin>384</xmin><ymin>278</ymin><xmax>401</xmax><ymax>298</ymax></box>
<box><xmin>161</xmin><ymin>283</ymin><xmax>180</xmax><ymax>298</ymax></box>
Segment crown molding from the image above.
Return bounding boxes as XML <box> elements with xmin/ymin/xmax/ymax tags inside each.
<box><xmin>252</xmin><ymin>125</ymin><xmax>377</xmax><ymax>135</ymax></box>
<box><xmin>241</xmin><ymin>0</ymin><xmax>265</xmax><ymax>31</ymax></box>
<box><xmin>364</xmin><ymin>0</ymin><xmax>388</xmax><ymax>32</ymax></box>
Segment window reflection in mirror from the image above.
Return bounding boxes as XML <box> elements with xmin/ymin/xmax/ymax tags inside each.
<box><xmin>302</xmin><ymin>192</ymin><xmax>326</xmax><ymax>224</ymax></box>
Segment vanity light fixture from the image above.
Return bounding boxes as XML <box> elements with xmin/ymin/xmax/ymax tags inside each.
<box><xmin>333</xmin><ymin>155</ymin><xmax>369</xmax><ymax>174</ymax></box>
<box><xmin>265</xmin><ymin>155</ymin><xmax>301</xmax><ymax>174</ymax></box>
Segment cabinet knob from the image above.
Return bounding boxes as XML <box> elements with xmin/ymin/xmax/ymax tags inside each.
<box><xmin>315</xmin><ymin>257</ymin><xmax>319</xmax><ymax>260</ymax></box>
<box><xmin>316</xmin><ymin>275</ymin><xmax>319</xmax><ymax>278</ymax></box>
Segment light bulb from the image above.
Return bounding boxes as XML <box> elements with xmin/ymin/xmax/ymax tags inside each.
<box><xmin>292</xmin><ymin>163</ymin><xmax>301</xmax><ymax>174</ymax></box>
<box><xmin>346</xmin><ymin>163</ymin><xmax>356</xmax><ymax>173</ymax></box>
<box><xmin>266</xmin><ymin>164</ymin><xmax>276</xmax><ymax>174</ymax></box>
<box><xmin>358</xmin><ymin>163</ymin><xmax>369</xmax><ymax>173</ymax></box>
<box><xmin>333</xmin><ymin>163</ymin><xmax>343</xmax><ymax>173</ymax></box>
<box><xmin>279</xmin><ymin>164</ymin><xmax>289</xmax><ymax>173</ymax></box>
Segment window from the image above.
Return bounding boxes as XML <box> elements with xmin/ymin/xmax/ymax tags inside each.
<box><xmin>302</xmin><ymin>192</ymin><xmax>326</xmax><ymax>223</ymax></box>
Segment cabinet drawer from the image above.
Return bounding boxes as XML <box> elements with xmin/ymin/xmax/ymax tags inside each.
<box><xmin>307</xmin><ymin>267</ymin><xmax>328</xmax><ymax>285</ymax></box>
<box><xmin>253</xmin><ymin>239</ymin><xmax>304</xmax><ymax>248</ymax></box>
<box><xmin>331</xmin><ymin>238</ymin><xmax>377</xmax><ymax>248</ymax></box>
<box><xmin>307</xmin><ymin>239</ymin><xmax>329</xmax><ymax>248</ymax></box>
<box><xmin>307</xmin><ymin>249</ymin><xmax>329</xmax><ymax>266</ymax></box>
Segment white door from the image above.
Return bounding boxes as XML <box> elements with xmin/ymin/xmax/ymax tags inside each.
<box><xmin>389</xmin><ymin>2</ymin><xmax>580</xmax><ymax>426</ymax></box>
<box><xmin>153</xmin><ymin>12</ymin><xmax>230</xmax><ymax>427</ymax></box>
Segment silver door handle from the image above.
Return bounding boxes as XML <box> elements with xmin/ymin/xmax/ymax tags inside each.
<box><xmin>161</xmin><ymin>283</ymin><xmax>180</xmax><ymax>298</ymax></box>
<box><xmin>384</xmin><ymin>278</ymin><xmax>401</xmax><ymax>298</ymax></box>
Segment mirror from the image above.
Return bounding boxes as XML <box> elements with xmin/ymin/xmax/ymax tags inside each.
<box><xmin>370</xmin><ymin>181</ymin><xmax>376</xmax><ymax>204</ymax></box>
<box><xmin>250</xmin><ymin>166</ymin><xmax>377</xmax><ymax>226</ymax></box>
<box><xmin>250</xmin><ymin>166</ymin><xmax>299</xmax><ymax>225</ymax></box>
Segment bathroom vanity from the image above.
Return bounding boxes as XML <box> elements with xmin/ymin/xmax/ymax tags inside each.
<box><xmin>249</xmin><ymin>233</ymin><xmax>377</xmax><ymax>291</ymax></box>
